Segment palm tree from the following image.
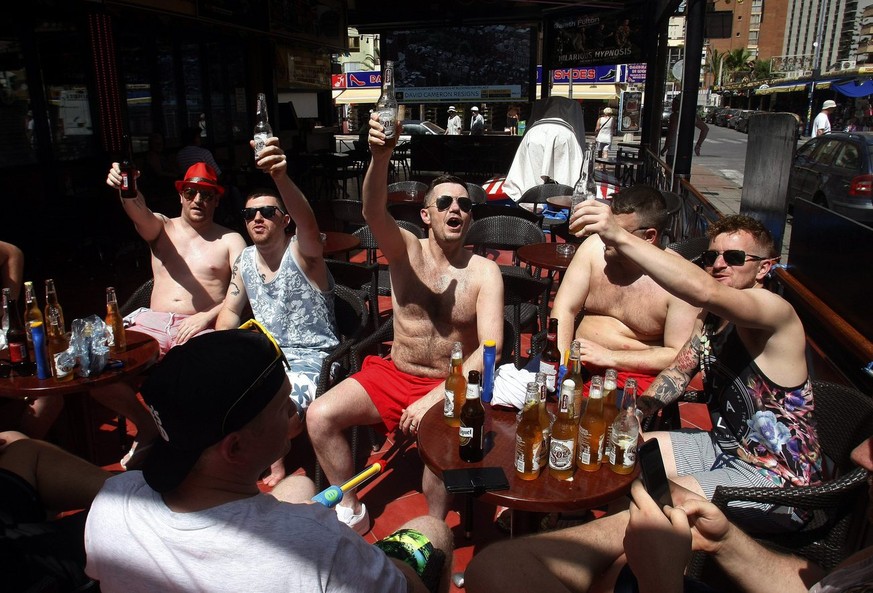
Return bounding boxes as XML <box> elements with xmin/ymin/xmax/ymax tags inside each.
<box><xmin>706</xmin><ymin>48</ymin><xmax>727</xmax><ymax>87</ymax></box>
<box><xmin>724</xmin><ymin>47</ymin><xmax>753</xmax><ymax>83</ymax></box>
<box><xmin>751</xmin><ymin>59</ymin><xmax>771</xmax><ymax>81</ymax></box>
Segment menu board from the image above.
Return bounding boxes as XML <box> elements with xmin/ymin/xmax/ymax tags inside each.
<box><xmin>618</xmin><ymin>90</ymin><xmax>642</xmax><ymax>133</ymax></box>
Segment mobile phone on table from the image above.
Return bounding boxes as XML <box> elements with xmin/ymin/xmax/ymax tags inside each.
<box><xmin>637</xmin><ymin>439</ymin><xmax>673</xmax><ymax>508</ymax></box>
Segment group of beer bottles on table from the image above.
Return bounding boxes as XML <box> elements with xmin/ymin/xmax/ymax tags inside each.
<box><xmin>1</xmin><ymin>279</ymin><xmax>126</xmax><ymax>381</ymax></box>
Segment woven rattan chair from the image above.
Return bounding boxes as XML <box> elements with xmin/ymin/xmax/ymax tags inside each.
<box><xmin>471</xmin><ymin>202</ymin><xmax>543</xmax><ymax>226</ymax></box>
<box><xmin>466</xmin><ymin>215</ymin><xmax>546</xmax><ymax>270</ymax></box>
<box><xmin>329</xmin><ymin>198</ymin><xmax>365</xmax><ymax>233</ymax></box>
<box><xmin>687</xmin><ymin>380</ymin><xmax>873</xmax><ymax>582</ymax></box>
<box><xmin>666</xmin><ymin>235</ymin><xmax>710</xmax><ymax>265</ymax></box>
<box><xmin>466</xmin><ymin>182</ymin><xmax>487</xmax><ymax>204</ymax></box>
<box><xmin>353</xmin><ymin>222</ymin><xmax>426</xmax><ymax>299</ymax></box>
<box><xmin>387</xmin><ymin>180</ymin><xmax>427</xmax><ymax>201</ymax></box>
<box><xmin>518</xmin><ymin>182</ymin><xmax>574</xmax><ymax>239</ymax></box>
<box><xmin>502</xmin><ymin>271</ymin><xmax>552</xmax><ymax>366</ymax></box>
<box><xmin>120</xmin><ymin>278</ymin><xmax>154</xmax><ymax>316</ymax></box>
<box><xmin>325</xmin><ymin>259</ymin><xmax>381</xmax><ymax>331</ymax></box>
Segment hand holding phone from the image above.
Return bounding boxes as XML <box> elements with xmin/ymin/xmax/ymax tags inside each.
<box><xmin>637</xmin><ymin>439</ymin><xmax>673</xmax><ymax>508</ymax></box>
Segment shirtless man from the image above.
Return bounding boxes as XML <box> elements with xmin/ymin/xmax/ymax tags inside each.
<box><xmin>551</xmin><ymin>184</ymin><xmax>699</xmax><ymax>392</ymax></box>
<box><xmin>306</xmin><ymin>115</ymin><xmax>504</xmax><ymax>534</ymax></box>
<box><xmin>97</xmin><ymin>161</ymin><xmax>245</xmax><ymax>468</ymax></box>
<box><xmin>216</xmin><ymin>136</ymin><xmax>338</xmax><ymax>486</ymax></box>
<box><xmin>573</xmin><ymin>207</ymin><xmax>821</xmax><ymax>505</ymax></box>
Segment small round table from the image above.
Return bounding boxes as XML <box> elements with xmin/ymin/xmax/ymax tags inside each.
<box><xmin>417</xmin><ymin>402</ymin><xmax>637</xmax><ymax>536</ymax></box>
<box><xmin>546</xmin><ymin>195</ymin><xmax>572</xmax><ymax>210</ymax></box>
<box><xmin>517</xmin><ymin>242</ymin><xmax>577</xmax><ymax>274</ymax></box>
<box><xmin>322</xmin><ymin>231</ymin><xmax>361</xmax><ymax>257</ymax></box>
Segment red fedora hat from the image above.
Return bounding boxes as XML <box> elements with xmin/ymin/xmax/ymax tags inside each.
<box><xmin>175</xmin><ymin>162</ymin><xmax>224</xmax><ymax>196</ymax></box>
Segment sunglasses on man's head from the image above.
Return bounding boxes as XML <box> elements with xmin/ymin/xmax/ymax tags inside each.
<box><xmin>430</xmin><ymin>195</ymin><xmax>473</xmax><ymax>213</ymax></box>
<box><xmin>182</xmin><ymin>187</ymin><xmax>217</xmax><ymax>203</ymax></box>
<box><xmin>241</xmin><ymin>206</ymin><xmax>284</xmax><ymax>221</ymax></box>
<box><xmin>700</xmin><ymin>249</ymin><xmax>769</xmax><ymax>267</ymax></box>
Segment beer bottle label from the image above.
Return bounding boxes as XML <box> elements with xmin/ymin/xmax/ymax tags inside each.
<box><xmin>443</xmin><ymin>389</ymin><xmax>455</xmax><ymax>417</ymax></box>
<box><xmin>549</xmin><ymin>438</ymin><xmax>575</xmax><ymax>470</ymax></box>
<box><xmin>459</xmin><ymin>425</ymin><xmax>473</xmax><ymax>446</ymax></box>
<box><xmin>9</xmin><ymin>341</ymin><xmax>27</xmax><ymax>363</ymax></box>
<box><xmin>106</xmin><ymin>325</ymin><xmax>116</xmax><ymax>347</ymax></box>
<box><xmin>578</xmin><ymin>427</ymin><xmax>593</xmax><ymax>464</ymax></box>
<box><xmin>539</xmin><ymin>360</ymin><xmax>558</xmax><ymax>391</ymax></box>
<box><xmin>254</xmin><ymin>133</ymin><xmax>269</xmax><ymax>158</ymax></box>
<box><xmin>515</xmin><ymin>435</ymin><xmax>541</xmax><ymax>473</ymax></box>
<box><xmin>379</xmin><ymin>110</ymin><xmax>396</xmax><ymax>138</ymax></box>
<box><xmin>121</xmin><ymin>173</ymin><xmax>131</xmax><ymax>191</ymax></box>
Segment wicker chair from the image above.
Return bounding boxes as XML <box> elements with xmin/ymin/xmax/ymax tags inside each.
<box><xmin>353</xmin><ymin>222</ymin><xmax>426</xmax><ymax>299</ymax></box>
<box><xmin>325</xmin><ymin>259</ymin><xmax>381</xmax><ymax>331</ymax></box>
<box><xmin>471</xmin><ymin>202</ymin><xmax>543</xmax><ymax>226</ymax></box>
<box><xmin>387</xmin><ymin>180</ymin><xmax>427</xmax><ymax>202</ymax></box>
<box><xmin>329</xmin><ymin>198</ymin><xmax>365</xmax><ymax>233</ymax></box>
<box><xmin>120</xmin><ymin>278</ymin><xmax>154</xmax><ymax>316</ymax></box>
<box><xmin>502</xmin><ymin>271</ymin><xmax>552</xmax><ymax>366</ymax></box>
<box><xmin>387</xmin><ymin>202</ymin><xmax>426</xmax><ymax>231</ymax></box>
<box><xmin>687</xmin><ymin>380</ymin><xmax>873</xmax><ymax>583</ymax></box>
<box><xmin>666</xmin><ymin>235</ymin><xmax>710</xmax><ymax>265</ymax></box>
<box><xmin>466</xmin><ymin>182</ymin><xmax>487</xmax><ymax>204</ymax></box>
<box><xmin>466</xmin><ymin>215</ymin><xmax>546</xmax><ymax>270</ymax></box>
<box><xmin>660</xmin><ymin>191</ymin><xmax>684</xmax><ymax>245</ymax></box>
<box><xmin>518</xmin><ymin>183</ymin><xmax>574</xmax><ymax>239</ymax></box>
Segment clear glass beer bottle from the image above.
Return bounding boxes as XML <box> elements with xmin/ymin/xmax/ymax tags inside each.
<box><xmin>539</xmin><ymin>317</ymin><xmax>561</xmax><ymax>399</ymax></box>
<box><xmin>577</xmin><ymin>375</ymin><xmax>606</xmax><ymax>472</ymax></box>
<box><xmin>609</xmin><ymin>378</ymin><xmax>640</xmax><ymax>475</ymax></box>
<box><xmin>549</xmin><ymin>340</ymin><xmax>582</xmax><ymax>480</ymax></box>
<box><xmin>120</xmin><ymin>133</ymin><xmax>138</xmax><ymax>199</ymax></box>
<box><xmin>515</xmin><ymin>382</ymin><xmax>543</xmax><ymax>481</ymax></box>
<box><xmin>47</xmin><ymin>309</ymin><xmax>72</xmax><ymax>382</ymax></box>
<box><xmin>443</xmin><ymin>342</ymin><xmax>466</xmax><ymax>427</ymax></box>
<box><xmin>44</xmin><ymin>279</ymin><xmax>65</xmax><ymax>338</ymax></box>
<box><xmin>375</xmin><ymin>60</ymin><xmax>398</xmax><ymax>139</ymax></box>
<box><xmin>253</xmin><ymin>92</ymin><xmax>272</xmax><ymax>159</ymax></box>
<box><xmin>602</xmin><ymin>369</ymin><xmax>619</xmax><ymax>462</ymax></box>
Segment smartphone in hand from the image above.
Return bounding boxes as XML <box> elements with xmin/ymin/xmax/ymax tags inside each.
<box><xmin>637</xmin><ymin>439</ymin><xmax>673</xmax><ymax>508</ymax></box>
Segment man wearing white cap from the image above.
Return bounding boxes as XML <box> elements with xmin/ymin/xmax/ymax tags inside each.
<box><xmin>446</xmin><ymin>106</ymin><xmax>462</xmax><ymax>135</ymax></box>
<box><xmin>470</xmin><ymin>106</ymin><xmax>485</xmax><ymax>135</ymax></box>
<box><xmin>812</xmin><ymin>99</ymin><xmax>837</xmax><ymax>137</ymax></box>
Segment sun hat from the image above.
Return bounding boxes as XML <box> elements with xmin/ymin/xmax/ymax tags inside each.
<box><xmin>448</xmin><ymin>106</ymin><xmax>456</xmax><ymax>112</ymax></box>
<box><xmin>174</xmin><ymin>162</ymin><xmax>225</xmax><ymax>196</ymax></box>
<box><xmin>140</xmin><ymin>330</ymin><xmax>287</xmax><ymax>493</ymax></box>
<box><xmin>471</xmin><ymin>106</ymin><xmax>479</xmax><ymax>112</ymax></box>
<box><xmin>822</xmin><ymin>100</ymin><xmax>837</xmax><ymax>110</ymax></box>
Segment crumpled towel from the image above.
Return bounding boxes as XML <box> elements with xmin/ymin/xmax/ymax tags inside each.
<box><xmin>490</xmin><ymin>364</ymin><xmax>538</xmax><ymax>409</ymax></box>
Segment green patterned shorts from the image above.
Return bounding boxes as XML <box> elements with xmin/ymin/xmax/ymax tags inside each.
<box><xmin>374</xmin><ymin>528</ymin><xmax>434</xmax><ymax>578</ymax></box>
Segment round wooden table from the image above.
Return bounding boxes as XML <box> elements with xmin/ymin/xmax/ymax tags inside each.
<box><xmin>387</xmin><ymin>190</ymin><xmax>424</xmax><ymax>204</ymax></box>
<box><xmin>0</xmin><ymin>330</ymin><xmax>159</xmax><ymax>397</ymax></box>
<box><xmin>546</xmin><ymin>195</ymin><xmax>572</xmax><ymax>210</ymax></box>
<box><xmin>323</xmin><ymin>231</ymin><xmax>361</xmax><ymax>257</ymax></box>
<box><xmin>417</xmin><ymin>401</ymin><xmax>637</xmax><ymax>536</ymax></box>
<box><xmin>517</xmin><ymin>241</ymin><xmax>578</xmax><ymax>273</ymax></box>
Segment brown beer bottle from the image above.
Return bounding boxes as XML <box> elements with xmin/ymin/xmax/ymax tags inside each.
<box><xmin>459</xmin><ymin>370</ymin><xmax>484</xmax><ymax>462</ymax></box>
<box><xmin>577</xmin><ymin>375</ymin><xmax>606</xmax><ymax>472</ymax></box>
<box><xmin>549</xmin><ymin>340</ymin><xmax>582</xmax><ymax>480</ymax></box>
<box><xmin>515</xmin><ymin>382</ymin><xmax>544</xmax><ymax>480</ymax></box>
<box><xmin>534</xmin><ymin>371</ymin><xmax>551</xmax><ymax>469</ymax></box>
<box><xmin>23</xmin><ymin>281</ymin><xmax>43</xmax><ymax>345</ymax></box>
<box><xmin>602</xmin><ymin>369</ymin><xmax>619</xmax><ymax>462</ymax></box>
<box><xmin>47</xmin><ymin>309</ymin><xmax>72</xmax><ymax>382</ymax></box>
<box><xmin>44</xmin><ymin>279</ymin><xmax>65</xmax><ymax>338</ymax></box>
<box><xmin>120</xmin><ymin>133</ymin><xmax>138</xmax><ymax>199</ymax></box>
<box><xmin>539</xmin><ymin>317</ymin><xmax>561</xmax><ymax>399</ymax></box>
<box><xmin>5</xmin><ymin>289</ymin><xmax>32</xmax><ymax>376</ymax></box>
<box><xmin>443</xmin><ymin>342</ymin><xmax>466</xmax><ymax>427</ymax></box>
<box><xmin>105</xmin><ymin>287</ymin><xmax>126</xmax><ymax>355</ymax></box>
<box><xmin>609</xmin><ymin>378</ymin><xmax>640</xmax><ymax>475</ymax></box>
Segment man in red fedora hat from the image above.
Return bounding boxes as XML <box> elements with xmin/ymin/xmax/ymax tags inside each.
<box><xmin>95</xmin><ymin>158</ymin><xmax>246</xmax><ymax>470</ymax></box>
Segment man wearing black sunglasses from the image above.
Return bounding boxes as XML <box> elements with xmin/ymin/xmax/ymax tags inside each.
<box><xmin>101</xmin><ymin>160</ymin><xmax>246</xmax><ymax>470</ymax></box>
<box><xmin>216</xmin><ymin>136</ymin><xmax>339</xmax><ymax>488</ymax></box>
<box><xmin>571</xmin><ymin>207</ymin><xmax>821</xmax><ymax>514</ymax></box>
<box><xmin>308</xmin><ymin>113</ymin><xmax>504</xmax><ymax>533</ymax></box>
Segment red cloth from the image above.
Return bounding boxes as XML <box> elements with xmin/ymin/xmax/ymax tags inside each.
<box><xmin>354</xmin><ymin>356</ymin><xmax>443</xmax><ymax>433</ymax></box>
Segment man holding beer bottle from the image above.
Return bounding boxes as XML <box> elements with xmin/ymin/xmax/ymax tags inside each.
<box><xmin>307</xmin><ymin>113</ymin><xmax>504</xmax><ymax>534</ymax></box>
<box><xmin>96</xmin><ymin>159</ymin><xmax>246</xmax><ymax>469</ymax></box>
<box><xmin>550</xmin><ymin>184</ymin><xmax>699</xmax><ymax>392</ymax></box>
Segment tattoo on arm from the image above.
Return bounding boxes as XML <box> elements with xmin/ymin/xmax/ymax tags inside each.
<box><xmin>229</xmin><ymin>281</ymin><xmax>240</xmax><ymax>297</ymax></box>
<box><xmin>648</xmin><ymin>337</ymin><xmax>701</xmax><ymax>405</ymax></box>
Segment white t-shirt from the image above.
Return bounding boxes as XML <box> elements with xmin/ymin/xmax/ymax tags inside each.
<box><xmin>85</xmin><ymin>472</ymin><xmax>406</xmax><ymax>593</ymax></box>
<box><xmin>812</xmin><ymin>111</ymin><xmax>831</xmax><ymax>136</ymax></box>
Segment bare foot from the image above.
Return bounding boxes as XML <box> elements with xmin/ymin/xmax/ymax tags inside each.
<box><xmin>261</xmin><ymin>458</ymin><xmax>287</xmax><ymax>488</ymax></box>
<box><xmin>694</xmin><ymin>146</ymin><xmax>702</xmax><ymax>156</ymax></box>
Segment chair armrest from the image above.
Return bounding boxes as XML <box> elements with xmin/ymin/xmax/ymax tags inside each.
<box><xmin>712</xmin><ymin>467</ymin><xmax>868</xmax><ymax>510</ymax></box>
<box><xmin>351</xmin><ymin>316</ymin><xmax>395</xmax><ymax>372</ymax></box>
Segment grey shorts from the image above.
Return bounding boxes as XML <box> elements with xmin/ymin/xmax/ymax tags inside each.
<box><xmin>669</xmin><ymin>430</ymin><xmax>805</xmax><ymax>532</ymax></box>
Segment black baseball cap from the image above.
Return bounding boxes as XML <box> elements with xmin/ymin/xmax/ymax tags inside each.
<box><xmin>140</xmin><ymin>330</ymin><xmax>287</xmax><ymax>493</ymax></box>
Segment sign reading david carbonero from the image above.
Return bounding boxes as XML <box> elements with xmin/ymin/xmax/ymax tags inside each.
<box><xmin>545</xmin><ymin>8</ymin><xmax>642</xmax><ymax>69</ymax></box>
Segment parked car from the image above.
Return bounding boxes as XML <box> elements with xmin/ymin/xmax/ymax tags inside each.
<box><xmin>787</xmin><ymin>131</ymin><xmax>873</xmax><ymax>224</ymax></box>
<box><xmin>401</xmin><ymin>120</ymin><xmax>445</xmax><ymax>135</ymax></box>
<box><xmin>732</xmin><ymin>110</ymin><xmax>756</xmax><ymax>133</ymax></box>
<box><xmin>705</xmin><ymin>106</ymin><xmax>725</xmax><ymax>124</ymax></box>
<box><xmin>715</xmin><ymin>108</ymin><xmax>741</xmax><ymax>127</ymax></box>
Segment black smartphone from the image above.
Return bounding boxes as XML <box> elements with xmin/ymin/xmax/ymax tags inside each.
<box><xmin>443</xmin><ymin>467</ymin><xmax>509</xmax><ymax>495</ymax></box>
<box><xmin>637</xmin><ymin>439</ymin><xmax>673</xmax><ymax>508</ymax></box>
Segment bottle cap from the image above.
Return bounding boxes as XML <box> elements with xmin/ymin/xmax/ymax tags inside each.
<box><xmin>484</xmin><ymin>339</ymin><xmax>496</xmax><ymax>348</ymax></box>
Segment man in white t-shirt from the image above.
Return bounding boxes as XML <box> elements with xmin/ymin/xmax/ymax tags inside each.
<box><xmin>446</xmin><ymin>106</ymin><xmax>462</xmax><ymax>135</ymax></box>
<box><xmin>812</xmin><ymin>99</ymin><xmax>836</xmax><ymax>137</ymax></box>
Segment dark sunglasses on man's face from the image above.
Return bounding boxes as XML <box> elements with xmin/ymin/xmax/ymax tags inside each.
<box><xmin>241</xmin><ymin>206</ymin><xmax>284</xmax><ymax>221</ymax></box>
<box><xmin>700</xmin><ymin>249</ymin><xmax>769</xmax><ymax>267</ymax></box>
<box><xmin>182</xmin><ymin>187</ymin><xmax>217</xmax><ymax>203</ymax></box>
<box><xmin>431</xmin><ymin>195</ymin><xmax>473</xmax><ymax>213</ymax></box>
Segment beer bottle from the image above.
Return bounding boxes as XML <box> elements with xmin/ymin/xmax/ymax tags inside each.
<box><xmin>443</xmin><ymin>342</ymin><xmax>466</xmax><ymax>427</ymax></box>
<box><xmin>23</xmin><ymin>281</ymin><xmax>43</xmax><ymax>346</ymax></box>
<box><xmin>44</xmin><ymin>279</ymin><xmax>65</xmax><ymax>338</ymax></box>
<box><xmin>47</xmin><ymin>309</ymin><xmax>72</xmax><ymax>382</ymax></box>
<box><xmin>539</xmin><ymin>318</ymin><xmax>561</xmax><ymax>399</ymax></box>
<box><xmin>549</xmin><ymin>340</ymin><xmax>582</xmax><ymax>480</ymax></box>
<box><xmin>253</xmin><ymin>92</ymin><xmax>273</xmax><ymax>160</ymax></box>
<box><xmin>459</xmin><ymin>370</ymin><xmax>484</xmax><ymax>463</ymax></box>
<box><xmin>515</xmin><ymin>382</ymin><xmax>543</xmax><ymax>480</ymax></box>
<box><xmin>562</xmin><ymin>339</ymin><xmax>586</xmax><ymax>419</ymax></box>
<box><xmin>534</xmin><ymin>371</ymin><xmax>551</xmax><ymax>469</ymax></box>
<box><xmin>609</xmin><ymin>378</ymin><xmax>640</xmax><ymax>475</ymax></box>
<box><xmin>1</xmin><ymin>287</ymin><xmax>9</xmax><ymax>336</ymax></box>
<box><xmin>481</xmin><ymin>339</ymin><xmax>497</xmax><ymax>404</ymax></box>
<box><xmin>577</xmin><ymin>375</ymin><xmax>606</xmax><ymax>472</ymax></box>
<box><xmin>120</xmin><ymin>133</ymin><xmax>138</xmax><ymax>199</ymax></box>
<box><xmin>5</xmin><ymin>289</ymin><xmax>32</xmax><ymax>376</ymax></box>
<box><xmin>105</xmin><ymin>286</ymin><xmax>126</xmax><ymax>356</ymax></box>
<box><xmin>602</xmin><ymin>369</ymin><xmax>619</xmax><ymax>462</ymax></box>
<box><xmin>584</xmin><ymin>142</ymin><xmax>598</xmax><ymax>200</ymax></box>
<box><xmin>375</xmin><ymin>60</ymin><xmax>398</xmax><ymax>139</ymax></box>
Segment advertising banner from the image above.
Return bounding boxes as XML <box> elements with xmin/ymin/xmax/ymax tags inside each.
<box><xmin>546</xmin><ymin>8</ymin><xmax>643</xmax><ymax>68</ymax></box>
<box><xmin>618</xmin><ymin>90</ymin><xmax>642</xmax><ymax>133</ymax></box>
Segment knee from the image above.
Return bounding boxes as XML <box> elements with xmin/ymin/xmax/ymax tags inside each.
<box><xmin>270</xmin><ymin>474</ymin><xmax>316</xmax><ymax>503</ymax></box>
<box><xmin>464</xmin><ymin>541</ymin><xmax>511</xmax><ymax>591</ymax></box>
<box><xmin>398</xmin><ymin>515</ymin><xmax>453</xmax><ymax>557</ymax></box>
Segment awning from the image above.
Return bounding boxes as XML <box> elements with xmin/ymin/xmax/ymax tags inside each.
<box><xmin>333</xmin><ymin>88</ymin><xmax>381</xmax><ymax>105</ymax></box>
<box><xmin>756</xmin><ymin>82</ymin><xmax>808</xmax><ymax>95</ymax></box>
<box><xmin>542</xmin><ymin>84</ymin><xmax>620</xmax><ymax>100</ymax></box>
<box><xmin>832</xmin><ymin>79</ymin><xmax>873</xmax><ymax>98</ymax></box>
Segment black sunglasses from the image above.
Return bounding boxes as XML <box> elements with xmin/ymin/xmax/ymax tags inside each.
<box><xmin>241</xmin><ymin>206</ymin><xmax>284</xmax><ymax>221</ymax></box>
<box><xmin>430</xmin><ymin>195</ymin><xmax>473</xmax><ymax>213</ymax></box>
<box><xmin>182</xmin><ymin>186</ymin><xmax>217</xmax><ymax>203</ymax></box>
<box><xmin>700</xmin><ymin>249</ymin><xmax>769</xmax><ymax>267</ymax></box>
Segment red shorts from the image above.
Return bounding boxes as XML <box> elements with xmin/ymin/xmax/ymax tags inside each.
<box><xmin>354</xmin><ymin>356</ymin><xmax>443</xmax><ymax>433</ymax></box>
